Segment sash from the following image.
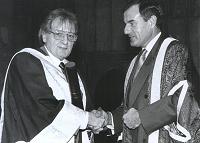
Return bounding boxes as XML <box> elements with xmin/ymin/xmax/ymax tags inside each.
<box><xmin>149</xmin><ymin>38</ymin><xmax>191</xmax><ymax>143</ymax></box>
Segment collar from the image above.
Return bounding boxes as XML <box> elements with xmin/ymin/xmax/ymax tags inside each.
<box><xmin>143</xmin><ymin>32</ymin><xmax>161</xmax><ymax>57</ymax></box>
<box><xmin>44</xmin><ymin>46</ymin><xmax>68</xmax><ymax>68</ymax></box>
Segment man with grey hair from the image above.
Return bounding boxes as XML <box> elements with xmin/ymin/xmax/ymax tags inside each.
<box><xmin>0</xmin><ymin>8</ymin><xmax>105</xmax><ymax>143</ymax></box>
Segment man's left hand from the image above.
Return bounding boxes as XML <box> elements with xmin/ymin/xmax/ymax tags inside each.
<box><xmin>123</xmin><ymin>108</ymin><xmax>141</xmax><ymax>129</ymax></box>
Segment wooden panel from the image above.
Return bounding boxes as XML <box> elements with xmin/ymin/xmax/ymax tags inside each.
<box><xmin>167</xmin><ymin>19</ymin><xmax>187</xmax><ymax>42</ymax></box>
<box><xmin>96</xmin><ymin>0</ymin><xmax>112</xmax><ymax>51</ymax></box>
<box><xmin>189</xmin><ymin>17</ymin><xmax>200</xmax><ymax>74</ymax></box>
<box><xmin>168</xmin><ymin>0</ymin><xmax>188</xmax><ymax>17</ymax></box>
<box><xmin>190</xmin><ymin>0</ymin><xmax>200</xmax><ymax>17</ymax></box>
<box><xmin>111</xmin><ymin>0</ymin><xmax>130</xmax><ymax>51</ymax></box>
<box><xmin>75</xmin><ymin>0</ymin><xmax>96</xmax><ymax>52</ymax></box>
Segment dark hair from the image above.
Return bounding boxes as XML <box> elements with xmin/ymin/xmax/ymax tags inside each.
<box><xmin>124</xmin><ymin>0</ymin><xmax>163</xmax><ymax>28</ymax></box>
<box><xmin>38</xmin><ymin>8</ymin><xmax>78</xmax><ymax>45</ymax></box>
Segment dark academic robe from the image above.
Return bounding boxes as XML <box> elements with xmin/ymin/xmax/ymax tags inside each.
<box><xmin>112</xmin><ymin>34</ymin><xmax>200</xmax><ymax>143</ymax></box>
<box><xmin>0</xmin><ymin>47</ymin><xmax>91</xmax><ymax>143</ymax></box>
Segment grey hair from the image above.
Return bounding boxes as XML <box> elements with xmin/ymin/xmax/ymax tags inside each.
<box><xmin>38</xmin><ymin>8</ymin><xmax>78</xmax><ymax>45</ymax></box>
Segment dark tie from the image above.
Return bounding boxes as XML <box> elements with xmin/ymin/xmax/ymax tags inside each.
<box><xmin>125</xmin><ymin>49</ymin><xmax>147</xmax><ymax>106</ymax></box>
<box><xmin>59</xmin><ymin>62</ymin><xmax>65</xmax><ymax>73</ymax></box>
<box><xmin>59</xmin><ymin>62</ymin><xmax>69</xmax><ymax>82</ymax></box>
<box><xmin>134</xmin><ymin>49</ymin><xmax>147</xmax><ymax>77</ymax></box>
<box><xmin>61</xmin><ymin>62</ymin><xmax>83</xmax><ymax>143</ymax></box>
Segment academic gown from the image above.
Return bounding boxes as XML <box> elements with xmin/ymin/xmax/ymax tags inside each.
<box><xmin>112</xmin><ymin>34</ymin><xmax>200</xmax><ymax>143</ymax></box>
<box><xmin>0</xmin><ymin>47</ymin><xmax>91</xmax><ymax>143</ymax></box>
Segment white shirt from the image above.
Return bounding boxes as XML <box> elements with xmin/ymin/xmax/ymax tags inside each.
<box><xmin>143</xmin><ymin>32</ymin><xmax>161</xmax><ymax>58</ymax></box>
<box><xmin>44</xmin><ymin>46</ymin><xmax>68</xmax><ymax>68</ymax></box>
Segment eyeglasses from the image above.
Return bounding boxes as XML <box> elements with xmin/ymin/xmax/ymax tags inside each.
<box><xmin>48</xmin><ymin>30</ymin><xmax>77</xmax><ymax>42</ymax></box>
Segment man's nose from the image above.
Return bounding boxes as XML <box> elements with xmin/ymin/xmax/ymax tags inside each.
<box><xmin>124</xmin><ymin>24</ymin><xmax>131</xmax><ymax>35</ymax></box>
<box><xmin>61</xmin><ymin>35</ymin><xmax>69</xmax><ymax>44</ymax></box>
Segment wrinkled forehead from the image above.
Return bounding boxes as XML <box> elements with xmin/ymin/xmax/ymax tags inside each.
<box><xmin>51</xmin><ymin>17</ymin><xmax>76</xmax><ymax>33</ymax></box>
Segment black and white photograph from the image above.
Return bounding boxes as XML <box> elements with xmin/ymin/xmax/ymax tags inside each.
<box><xmin>0</xmin><ymin>0</ymin><xmax>199</xmax><ymax>143</ymax></box>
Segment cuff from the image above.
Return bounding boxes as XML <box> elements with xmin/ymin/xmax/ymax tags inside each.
<box><xmin>106</xmin><ymin>112</ymin><xmax>115</xmax><ymax>134</ymax></box>
<box><xmin>80</xmin><ymin>111</ymin><xmax>89</xmax><ymax>129</ymax></box>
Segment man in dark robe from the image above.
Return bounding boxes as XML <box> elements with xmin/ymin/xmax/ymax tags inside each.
<box><xmin>0</xmin><ymin>8</ymin><xmax>105</xmax><ymax>143</ymax></box>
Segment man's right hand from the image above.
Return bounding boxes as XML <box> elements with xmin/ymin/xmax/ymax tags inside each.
<box><xmin>87</xmin><ymin>108</ymin><xmax>113</xmax><ymax>134</ymax></box>
<box><xmin>87</xmin><ymin>111</ymin><xmax>105</xmax><ymax>134</ymax></box>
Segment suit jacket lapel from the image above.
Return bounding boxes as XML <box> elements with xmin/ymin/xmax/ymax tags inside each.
<box><xmin>127</xmin><ymin>34</ymin><xmax>168</xmax><ymax>107</ymax></box>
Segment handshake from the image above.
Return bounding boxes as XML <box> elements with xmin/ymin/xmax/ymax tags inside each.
<box><xmin>87</xmin><ymin>108</ymin><xmax>112</xmax><ymax>134</ymax></box>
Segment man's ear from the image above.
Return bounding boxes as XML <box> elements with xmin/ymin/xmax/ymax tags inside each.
<box><xmin>42</xmin><ymin>33</ymin><xmax>47</xmax><ymax>43</ymax></box>
<box><xmin>148</xmin><ymin>15</ymin><xmax>157</xmax><ymax>28</ymax></box>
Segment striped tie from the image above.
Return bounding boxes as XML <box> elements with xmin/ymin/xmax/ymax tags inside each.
<box><xmin>134</xmin><ymin>49</ymin><xmax>147</xmax><ymax>77</ymax></box>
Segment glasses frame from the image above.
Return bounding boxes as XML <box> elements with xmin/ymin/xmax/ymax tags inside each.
<box><xmin>48</xmin><ymin>30</ymin><xmax>77</xmax><ymax>42</ymax></box>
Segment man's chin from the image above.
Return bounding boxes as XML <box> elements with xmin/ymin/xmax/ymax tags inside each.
<box><xmin>130</xmin><ymin>42</ymin><xmax>137</xmax><ymax>47</ymax></box>
<box><xmin>130</xmin><ymin>40</ymin><xmax>141</xmax><ymax>47</ymax></box>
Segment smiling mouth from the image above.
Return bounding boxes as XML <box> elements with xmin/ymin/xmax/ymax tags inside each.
<box><xmin>130</xmin><ymin>36</ymin><xmax>136</xmax><ymax>41</ymax></box>
<box><xmin>58</xmin><ymin>46</ymin><xmax>68</xmax><ymax>49</ymax></box>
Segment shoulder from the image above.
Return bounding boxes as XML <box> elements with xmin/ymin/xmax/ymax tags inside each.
<box><xmin>164</xmin><ymin>39</ymin><xmax>189</xmax><ymax>62</ymax></box>
<box><xmin>167</xmin><ymin>40</ymin><xmax>188</xmax><ymax>56</ymax></box>
<box><xmin>10</xmin><ymin>49</ymin><xmax>43</xmax><ymax>72</ymax></box>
